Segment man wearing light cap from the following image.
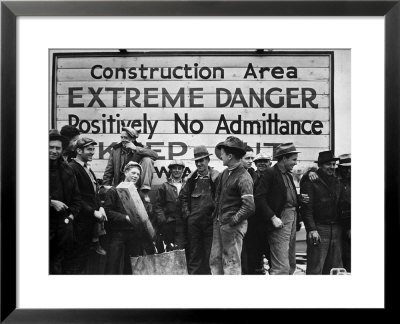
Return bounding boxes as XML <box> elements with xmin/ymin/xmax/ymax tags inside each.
<box><xmin>300</xmin><ymin>150</ymin><xmax>343</xmax><ymax>274</ymax></box>
<box><xmin>103</xmin><ymin>126</ymin><xmax>158</xmax><ymax>200</ymax></box>
<box><xmin>209</xmin><ymin>136</ymin><xmax>255</xmax><ymax>275</ymax></box>
<box><xmin>179</xmin><ymin>146</ymin><xmax>219</xmax><ymax>274</ymax></box>
<box><xmin>154</xmin><ymin>159</ymin><xmax>187</xmax><ymax>252</ymax></box>
<box><xmin>244</xmin><ymin>151</ymin><xmax>273</xmax><ymax>274</ymax></box>
<box><xmin>69</xmin><ymin>137</ymin><xmax>107</xmax><ymax>274</ymax></box>
<box><xmin>255</xmin><ymin>143</ymin><xmax>302</xmax><ymax>275</ymax></box>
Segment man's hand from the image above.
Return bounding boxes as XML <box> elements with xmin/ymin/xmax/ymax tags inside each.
<box><xmin>126</xmin><ymin>215</ymin><xmax>131</xmax><ymax>223</ymax></box>
<box><xmin>308</xmin><ymin>171</ymin><xmax>319</xmax><ymax>182</ymax></box>
<box><xmin>271</xmin><ymin>215</ymin><xmax>283</xmax><ymax>229</ymax></box>
<box><xmin>50</xmin><ymin>200</ymin><xmax>68</xmax><ymax>212</ymax></box>
<box><xmin>308</xmin><ymin>230</ymin><xmax>321</xmax><ymax>245</ymax></box>
<box><xmin>125</xmin><ymin>142</ymin><xmax>137</xmax><ymax>151</ymax></box>
<box><xmin>299</xmin><ymin>193</ymin><xmax>310</xmax><ymax>204</ymax></box>
<box><xmin>99</xmin><ymin>207</ymin><xmax>108</xmax><ymax>221</ymax></box>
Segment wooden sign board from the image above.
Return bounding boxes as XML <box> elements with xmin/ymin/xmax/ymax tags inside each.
<box><xmin>51</xmin><ymin>50</ymin><xmax>338</xmax><ymax>187</ymax></box>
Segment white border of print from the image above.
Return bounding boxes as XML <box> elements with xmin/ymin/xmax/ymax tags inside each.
<box><xmin>17</xmin><ymin>17</ymin><xmax>383</xmax><ymax>308</ymax></box>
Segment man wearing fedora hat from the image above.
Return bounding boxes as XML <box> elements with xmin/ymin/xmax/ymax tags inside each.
<box><xmin>102</xmin><ymin>126</ymin><xmax>158</xmax><ymax>200</ymax></box>
<box><xmin>209</xmin><ymin>136</ymin><xmax>255</xmax><ymax>275</ymax></box>
<box><xmin>154</xmin><ymin>159</ymin><xmax>187</xmax><ymax>253</ymax></box>
<box><xmin>255</xmin><ymin>143</ymin><xmax>302</xmax><ymax>275</ymax></box>
<box><xmin>179</xmin><ymin>146</ymin><xmax>219</xmax><ymax>274</ymax></box>
<box><xmin>300</xmin><ymin>150</ymin><xmax>343</xmax><ymax>274</ymax></box>
<box><xmin>69</xmin><ymin>137</ymin><xmax>108</xmax><ymax>273</ymax></box>
<box><xmin>49</xmin><ymin>129</ymin><xmax>81</xmax><ymax>274</ymax></box>
<box><xmin>338</xmin><ymin>154</ymin><xmax>351</xmax><ymax>272</ymax></box>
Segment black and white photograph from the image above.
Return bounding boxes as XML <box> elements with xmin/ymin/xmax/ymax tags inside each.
<box><xmin>49</xmin><ymin>49</ymin><xmax>351</xmax><ymax>276</ymax></box>
<box><xmin>3</xmin><ymin>5</ymin><xmax>393</xmax><ymax>316</ymax></box>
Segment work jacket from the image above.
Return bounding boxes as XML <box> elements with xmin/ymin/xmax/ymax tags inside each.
<box><xmin>300</xmin><ymin>169</ymin><xmax>341</xmax><ymax>232</ymax></box>
<box><xmin>102</xmin><ymin>142</ymin><xmax>158</xmax><ymax>186</ymax></box>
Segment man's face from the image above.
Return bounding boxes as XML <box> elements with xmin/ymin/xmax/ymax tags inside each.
<box><xmin>320</xmin><ymin>161</ymin><xmax>337</xmax><ymax>176</ymax></box>
<box><xmin>77</xmin><ymin>145</ymin><xmax>95</xmax><ymax>163</ymax></box>
<box><xmin>170</xmin><ymin>165</ymin><xmax>184</xmax><ymax>180</ymax></box>
<box><xmin>282</xmin><ymin>153</ymin><xmax>298</xmax><ymax>172</ymax></box>
<box><xmin>49</xmin><ymin>140</ymin><xmax>63</xmax><ymax>160</ymax></box>
<box><xmin>220</xmin><ymin>148</ymin><xmax>231</xmax><ymax>167</ymax></box>
<box><xmin>67</xmin><ymin>135</ymin><xmax>80</xmax><ymax>151</ymax></box>
<box><xmin>195</xmin><ymin>157</ymin><xmax>209</xmax><ymax>174</ymax></box>
<box><xmin>120</xmin><ymin>131</ymin><xmax>136</xmax><ymax>148</ymax></box>
<box><xmin>242</xmin><ymin>151</ymin><xmax>255</xmax><ymax>169</ymax></box>
<box><xmin>255</xmin><ymin>159</ymin><xmax>271</xmax><ymax>172</ymax></box>
<box><xmin>124</xmin><ymin>167</ymin><xmax>141</xmax><ymax>184</ymax></box>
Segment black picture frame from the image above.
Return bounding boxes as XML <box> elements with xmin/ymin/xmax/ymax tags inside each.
<box><xmin>1</xmin><ymin>0</ymin><xmax>399</xmax><ymax>322</ymax></box>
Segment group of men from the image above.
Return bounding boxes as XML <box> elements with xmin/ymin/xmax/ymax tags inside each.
<box><xmin>49</xmin><ymin>124</ymin><xmax>351</xmax><ymax>275</ymax></box>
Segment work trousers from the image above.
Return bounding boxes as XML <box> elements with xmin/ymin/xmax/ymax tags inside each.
<box><xmin>139</xmin><ymin>157</ymin><xmax>155</xmax><ymax>191</ymax></box>
<box><xmin>105</xmin><ymin>231</ymin><xmax>142</xmax><ymax>274</ymax></box>
<box><xmin>209</xmin><ymin>219</ymin><xmax>248</xmax><ymax>275</ymax></box>
<box><xmin>306</xmin><ymin>223</ymin><xmax>343</xmax><ymax>275</ymax></box>
<box><xmin>243</xmin><ymin>225</ymin><xmax>270</xmax><ymax>274</ymax></box>
<box><xmin>49</xmin><ymin>213</ymin><xmax>74</xmax><ymax>274</ymax></box>
<box><xmin>267</xmin><ymin>208</ymin><xmax>297</xmax><ymax>275</ymax></box>
<box><xmin>187</xmin><ymin>217</ymin><xmax>213</xmax><ymax>274</ymax></box>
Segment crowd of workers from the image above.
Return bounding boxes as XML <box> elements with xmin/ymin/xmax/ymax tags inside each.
<box><xmin>49</xmin><ymin>125</ymin><xmax>351</xmax><ymax>275</ymax></box>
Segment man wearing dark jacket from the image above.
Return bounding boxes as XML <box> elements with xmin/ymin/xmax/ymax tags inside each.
<box><xmin>255</xmin><ymin>143</ymin><xmax>302</xmax><ymax>275</ymax></box>
<box><xmin>300</xmin><ymin>150</ymin><xmax>343</xmax><ymax>275</ymax></box>
<box><xmin>210</xmin><ymin>136</ymin><xmax>255</xmax><ymax>275</ymax></box>
<box><xmin>49</xmin><ymin>129</ymin><xmax>81</xmax><ymax>274</ymax></box>
<box><xmin>154</xmin><ymin>159</ymin><xmax>187</xmax><ymax>252</ymax></box>
<box><xmin>179</xmin><ymin>146</ymin><xmax>219</xmax><ymax>274</ymax></box>
<box><xmin>69</xmin><ymin>137</ymin><xmax>107</xmax><ymax>273</ymax></box>
<box><xmin>102</xmin><ymin>127</ymin><xmax>158</xmax><ymax>200</ymax></box>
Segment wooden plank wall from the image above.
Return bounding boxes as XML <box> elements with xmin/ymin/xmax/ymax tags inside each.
<box><xmin>54</xmin><ymin>53</ymin><xmax>332</xmax><ymax>187</ymax></box>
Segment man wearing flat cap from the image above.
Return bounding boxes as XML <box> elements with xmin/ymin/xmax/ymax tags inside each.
<box><xmin>49</xmin><ymin>129</ymin><xmax>81</xmax><ymax>274</ymax></box>
<box><xmin>102</xmin><ymin>126</ymin><xmax>158</xmax><ymax>200</ymax></box>
<box><xmin>69</xmin><ymin>137</ymin><xmax>107</xmax><ymax>274</ymax></box>
<box><xmin>179</xmin><ymin>146</ymin><xmax>219</xmax><ymax>274</ymax></box>
<box><xmin>300</xmin><ymin>150</ymin><xmax>343</xmax><ymax>274</ymax></box>
<box><xmin>255</xmin><ymin>143</ymin><xmax>303</xmax><ymax>275</ymax></box>
<box><xmin>154</xmin><ymin>159</ymin><xmax>187</xmax><ymax>253</ymax></box>
<box><xmin>209</xmin><ymin>136</ymin><xmax>255</xmax><ymax>275</ymax></box>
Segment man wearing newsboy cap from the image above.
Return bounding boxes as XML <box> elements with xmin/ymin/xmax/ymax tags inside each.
<box><xmin>102</xmin><ymin>126</ymin><xmax>158</xmax><ymax>201</ymax></box>
<box><xmin>209</xmin><ymin>136</ymin><xmax>255</xmax><ymax>275</ymax></box>
<box><xmin>255</xmin><ymin>143</ymin><xmax>302</xmax><ymax>275</ymax></box>
<box><xmin>68</xmin><ymin>137</ymin><xmax>107</xmax><ymax>273</ymax></box>
<box><xmin>300</xmin><ymin>150</ymin><xmax>343</xmax><ymax>274</ymax></box>
<box><xmin>179</xmin><ymin>146</ymin><xmax>219</xmax><ymax>274</ymax></box>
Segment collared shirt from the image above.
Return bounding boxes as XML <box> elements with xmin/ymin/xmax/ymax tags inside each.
<box><xmin>195</xmin><ymin>171</ymin><xmax>210</xmax><ymax>180</ymax></box>
<box><xmin>277</xmin><ymin>163</ymin><xmax>297</xmax><ymax>208</ymax></box>
<box><xmin>74</xmin><ymin>158</ymin><xmax>97</xmax><ymax>192</ymax></box>
<box><xmin>171</xmin><ymin>178</ymin><xmax>183</xmax><ymax>195</ymax></box>
<box><xmin>228</xmin><ymin>162</ymin><xmax>241</xmax><ymax>176</ymax></box>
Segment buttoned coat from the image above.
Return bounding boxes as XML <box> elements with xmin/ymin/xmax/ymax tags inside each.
<box><xmin>69</xmin><ymin>159</ymin><xmax>100</xmax><ymax>243</ymax></box>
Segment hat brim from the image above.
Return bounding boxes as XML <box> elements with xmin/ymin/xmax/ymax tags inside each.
<box><xmin>339</xmin><ymin>162</ymin><xmax>351</xmax><ymax>166</ymax></box>
<box><xmin>193</xmin><ymin>153</ymin><xmax>212</xmax><ymax>161</ymax></box>
<box><xmin>274</xmin><ymin>150</ymin><xmax>301</xmax><ymax>159</ymax></box>
<box><xmin>215</xmin><ymin>144</ymin><xmax>246</xmax><ymax>160</ymax></box>
<box><xmin>315</xmin><ymin>157</ymin><xmax>340</xmax><ymax>164</ymax></box>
